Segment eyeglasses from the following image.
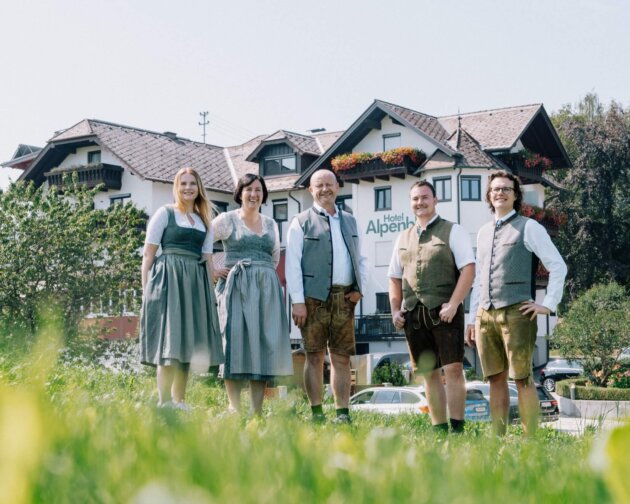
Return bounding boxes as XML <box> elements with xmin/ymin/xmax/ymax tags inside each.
<box><xmin>490</xmin><ymin>187</ymin><xmax>515</xmax><ymax>194</ymax></box>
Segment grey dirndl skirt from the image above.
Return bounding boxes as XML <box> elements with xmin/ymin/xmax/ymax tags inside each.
<box><xmin>139</xmin><ymin>251</ymin><xmax>224</xmax><ymax>368</ymax></box>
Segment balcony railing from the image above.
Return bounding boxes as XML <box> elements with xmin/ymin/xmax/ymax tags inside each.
<box><xmin>354</xmin><ymin>315</ymin><xmax>404</xmax><ymax>342</ymax></box>
<box><xmin>512</xmin><ymin>162</ymin><xmax>545</xmax><ymax>182</ymax></box>
<box><xmin>45</xmin><ymin>163</ymin><xmax>124</xmax><ymax>191</ymax></box>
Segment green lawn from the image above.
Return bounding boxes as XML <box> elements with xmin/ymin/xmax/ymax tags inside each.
<box><xmin>0</xmin><ymin>331</ymin><xmax>625</xmax><ymax>504</ymax></box>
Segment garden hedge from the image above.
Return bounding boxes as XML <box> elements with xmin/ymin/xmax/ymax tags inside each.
<box><xmin>556</xmin><ymin>378</ymin><xmax>630</xmax><ymax>401</ymax></box>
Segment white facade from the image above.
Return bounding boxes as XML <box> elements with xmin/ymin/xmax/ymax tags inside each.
<box><xmin>36</xmin><ymin>114</ymin><xmax>557</xmax><ymax>364</ymax></box>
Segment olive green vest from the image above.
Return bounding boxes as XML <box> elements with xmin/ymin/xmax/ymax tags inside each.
<box><xmin>397</xmin><ymin>216</ymin><xmax>457</xmax><ymax>310</ymax></box>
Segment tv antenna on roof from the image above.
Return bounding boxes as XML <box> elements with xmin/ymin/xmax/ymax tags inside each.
<box><xmin>199</xmin><ymin>111</ymin><xmax>209</xmax><ymax>144</ymax></box>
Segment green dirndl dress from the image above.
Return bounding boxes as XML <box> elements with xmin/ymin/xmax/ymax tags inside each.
<box><xmin>139</xmin><ymin>207</ymin><xmax>224</xmax><ymax>368</ymax></box>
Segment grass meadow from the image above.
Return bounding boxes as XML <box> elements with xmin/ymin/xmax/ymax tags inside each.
<box><xmin>0</xmin><ymin>321</ymin><xmax>628</xmax><ymax>504</ymax></box>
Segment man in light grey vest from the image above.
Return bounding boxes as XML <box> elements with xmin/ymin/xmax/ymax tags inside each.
<box><xmin>466</xmin><ymin>171</ymin><xmax>567</xmax><ymax>436</ymax></box>
<box><xmin>389</xmin><ymin>181</ymin><xmax>475</xmax><ymax>433</ymax></box>
<box><xmin>286</xmin><ymin>169</ymin><xmax>368</xmax><ymax>424</ymax></box>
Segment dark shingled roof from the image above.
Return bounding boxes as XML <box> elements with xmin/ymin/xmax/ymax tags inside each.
<box><xmin>446</xmin><ymin>127</ymin><xmax>503</xmax><ymax>168</ymax></box>
<box><xmin>377</xmin><ymin>100</ymin><xmax>451</xmax><ymax>146</ymax></box>
<box><xmin>48</xmin><ymin>119</ymin><xmax>234</xmax><ymax>192</ymax></box>
<box><xmin>439</xmin><ymin>104</ymin><xmax>542</xmax><ymax>150</ymax></box>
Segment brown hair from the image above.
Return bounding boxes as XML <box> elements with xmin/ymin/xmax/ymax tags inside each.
<box><xmin>485</xmin><ymin>170</ymin><xmax>523</xmax><ymax>213</ymax></box>
<box><xmin>234</xmin><ymin>173</ymin><xmax>268</xmax><ymax>205</ymax></box>
<box><xmin>410</xmin><ymin>180</ymin><xmax>436</xmax><ymax>197</ymax></box>
<box><xmin>172</xmin><ymin>167</ymin><xmax>214</xmax><ymax>230</ymax></box>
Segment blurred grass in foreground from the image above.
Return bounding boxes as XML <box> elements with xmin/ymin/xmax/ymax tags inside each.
<box><xmin>0</xmin><ymin>316</ymin><xmax>621</xmax><ymax>504</ymax></box>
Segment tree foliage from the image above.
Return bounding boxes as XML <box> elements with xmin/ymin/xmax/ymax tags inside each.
<box><xmin>0</xmin><ymin>177</ymin><xmax>146</xmax><ymax>338</ymax></box>
<box><xmin>551</xmin><ymin>282</ymin><xmax>630</xmax><ymax>387</ymax></box>
<box><xmin>550</xmin><ymin>94</ymin><xmax>630</xmax><ymax>301</ymax></box>
<box><xmin>372</xmin><ymin>361</ymin><xmax>407</xmax><ymax>386</ymax></box>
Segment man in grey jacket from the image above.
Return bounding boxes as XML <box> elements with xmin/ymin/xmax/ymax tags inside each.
<box><xmin>466</xmin><ymin>171</ymin><xmax>567</xmax><ymax>436</ymax></box>
<box><xmin>286</xmin><ymin>169</ymin><xmax>368</xmax><ymax>424</ymax></box>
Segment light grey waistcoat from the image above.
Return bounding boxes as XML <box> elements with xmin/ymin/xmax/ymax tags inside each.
<box><xmin>478</xmin><ymin>214</ymin><xmax>538</xmax><ymax>310</ymax></box>
<box><xmin>296</xmin><ymin>207</ymin><xmax>362</xmax><ymax>302</ymax></box>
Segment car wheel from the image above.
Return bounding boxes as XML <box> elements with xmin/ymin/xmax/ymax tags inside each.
<box><xmin>542</xmin><ymin>377</ymin><xmax>556</xmax><ymax>392</ymax></box>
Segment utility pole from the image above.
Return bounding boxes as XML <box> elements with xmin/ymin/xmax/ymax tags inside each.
<box><xmin>199</xmin><ymin>111</ymin><xmax>209</xmax><ymax>144</ymax></box>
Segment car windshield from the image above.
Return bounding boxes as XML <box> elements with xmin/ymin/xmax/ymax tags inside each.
<box><xmin>350</xmin><ymin>391</ymin><xmax>374</xmax><ymax>405</ymax></box>
<box><xmin>466</xmin><ymin>389</ymin><xmax>485</xmax><ymax>401</ymax></box>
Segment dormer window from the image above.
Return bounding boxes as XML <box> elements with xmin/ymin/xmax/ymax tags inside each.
<box><xmin>88</xmin><ymin>150</ymin><xmax>101</xmax><ymax>164</ymax></box>
<box><xmin>263</xmin><ymin>154</ymin><xmax>296</xmax><ymax>176</ymax></box>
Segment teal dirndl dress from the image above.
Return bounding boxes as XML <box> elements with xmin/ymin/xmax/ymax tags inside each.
<box><xmin>139</xmin><ymin>207</ymin><xmax>224</xmax><ymax>368</ymax></box>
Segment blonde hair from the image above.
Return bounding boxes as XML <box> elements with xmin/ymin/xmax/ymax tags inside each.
<box><xmin>172</xmin><ymin>167</ymin><xmax>215</xmax><ymax>230</ymax></box>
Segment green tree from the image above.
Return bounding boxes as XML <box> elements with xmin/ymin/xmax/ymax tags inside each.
<box><xmin>550</xmin><ymin>95</ymin><xmax>630</xmax><ymax>301</ymax></box>
<box><xmin>372</xmin><ymin>361</ymin><xmax>407</xmax><ymax>386</ymax></box>
<box><xmin>0</xmin><ymin>177</ymin><xmax>146</xmax><ymax>338</ymax></box>
<box><xmin>551</xmin><ymin>282</ymin><xmax>630</xmax><ymax>387</ymax></box>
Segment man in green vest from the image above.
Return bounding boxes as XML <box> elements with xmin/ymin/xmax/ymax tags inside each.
<box><xmin>389</xmin><ymin>181</ymin><xmax>475</xmax><ymax>433</ymax></box>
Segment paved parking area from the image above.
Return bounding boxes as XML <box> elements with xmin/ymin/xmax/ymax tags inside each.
<box><xmin>547</xmin><ymin>415</ymin><xmax>625</xmax><ymax>436</ymax></box>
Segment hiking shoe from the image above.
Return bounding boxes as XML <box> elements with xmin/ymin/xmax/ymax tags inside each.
<box><xmin>332</xmin><ymin>414</ymin><xmax>352</xmax><ymax>425</ymax></box>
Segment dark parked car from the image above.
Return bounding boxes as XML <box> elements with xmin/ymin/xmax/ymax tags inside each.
<box><xmin>467</xmin><ymin>381</ymin><xmax>559</xmax><ymax>423</ymax></box>
<box><xmin>539</xmin><ymin>359</ymin><xmax>584</xmax><ymax>392</ymax></box>
<box><xmin>536</xmin><ymin>384</ymin><xmax>560</xmax><ymax>422</ymax></box>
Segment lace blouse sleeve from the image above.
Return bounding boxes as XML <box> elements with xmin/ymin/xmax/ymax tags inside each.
<box><xmin>144</xmin><ymin>206</ymin><xmax>168</xmax><ymax>246</ymax></box>
<box><xmin>211</xmin><ymin>212</ymin><xmax>232</xmax><ymax>242</ymax></box>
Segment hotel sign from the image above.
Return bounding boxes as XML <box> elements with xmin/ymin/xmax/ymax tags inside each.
<box><xmin>366</xmin><ymin>212</ymin><xmax>415</xmax><ymax>237</ymax></box>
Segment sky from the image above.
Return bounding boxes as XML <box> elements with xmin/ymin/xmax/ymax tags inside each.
<box><xmin>1</xmin><ymin>0</ymin><xmax>629</xmax><ymax>188</ymax></box>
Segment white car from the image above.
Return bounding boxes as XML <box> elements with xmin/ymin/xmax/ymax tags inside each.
<box><xmin>349</xmin><ymin>386</ymin><xmax>430</xmax><ymax>415</ymax></box>
<box><xmin>619</xmin><ymin>347</ymin><xmax>630</xmax><ymax>362</ymax></box>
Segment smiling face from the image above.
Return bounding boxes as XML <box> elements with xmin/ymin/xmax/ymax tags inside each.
<box><xmin>309</xmin><ymin>170</ymin><xmax>339</xmax><ymax>211</ymax></box>
<box><xmin>409</xmin><ymin>184</ymin><xmax>437</xmax><ymax>222</ymax></box>
<box><xmin>177</xmin><ymin>173</ymin><xmax>199</xmax><ymax>207</ymax></box>
<box><xmin>240</xmin><ymin>179</ymin><xmax>264</xmax><ymax>212</ymax></box>
<box><xmin>489</xmin><ymin>176</ymin><xmax>516</xmax><ymax>216</ymax></box>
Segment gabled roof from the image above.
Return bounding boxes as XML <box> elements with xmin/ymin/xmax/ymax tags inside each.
<box><xmin>445</xmin><ymin>127</ymin><xmax>504</xmax><ymax>169</ymax></box>
<box><xmin>439</xmin><ymin>104</ymin><xmax>541</xmax><ymax>151</ymax></box>
<box><xmin>377</xmin><ymin>100</ymin><xmax>451</xmax><ymax>146</ymax></box>
<box><xmin>297</xmin><ymin>100</ymin><xmax>571</xmax><ymax>187</ymax></box>
<box><xmin>296</xmin><ymin>99</ymin><xmax>457</xmax><ymax>186</ymax></box>
<box><xmin>231</xmin><ymin>129</ymin><xmax>343</xmax><ymax>192</ymax></box>
<box><xmin>246</xmin><ymin>129</ymin><xmax>340</xmax><ymax>162</ymax></box>
<box><xmin>20</xmin><ymin>119</ymin><xmax>234</xmax><ymax>192</ymax></box>
<box><xmin>1</xmin><ymin>144</ymin><xmax>42</xmax><ymax>169</ymax></box>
